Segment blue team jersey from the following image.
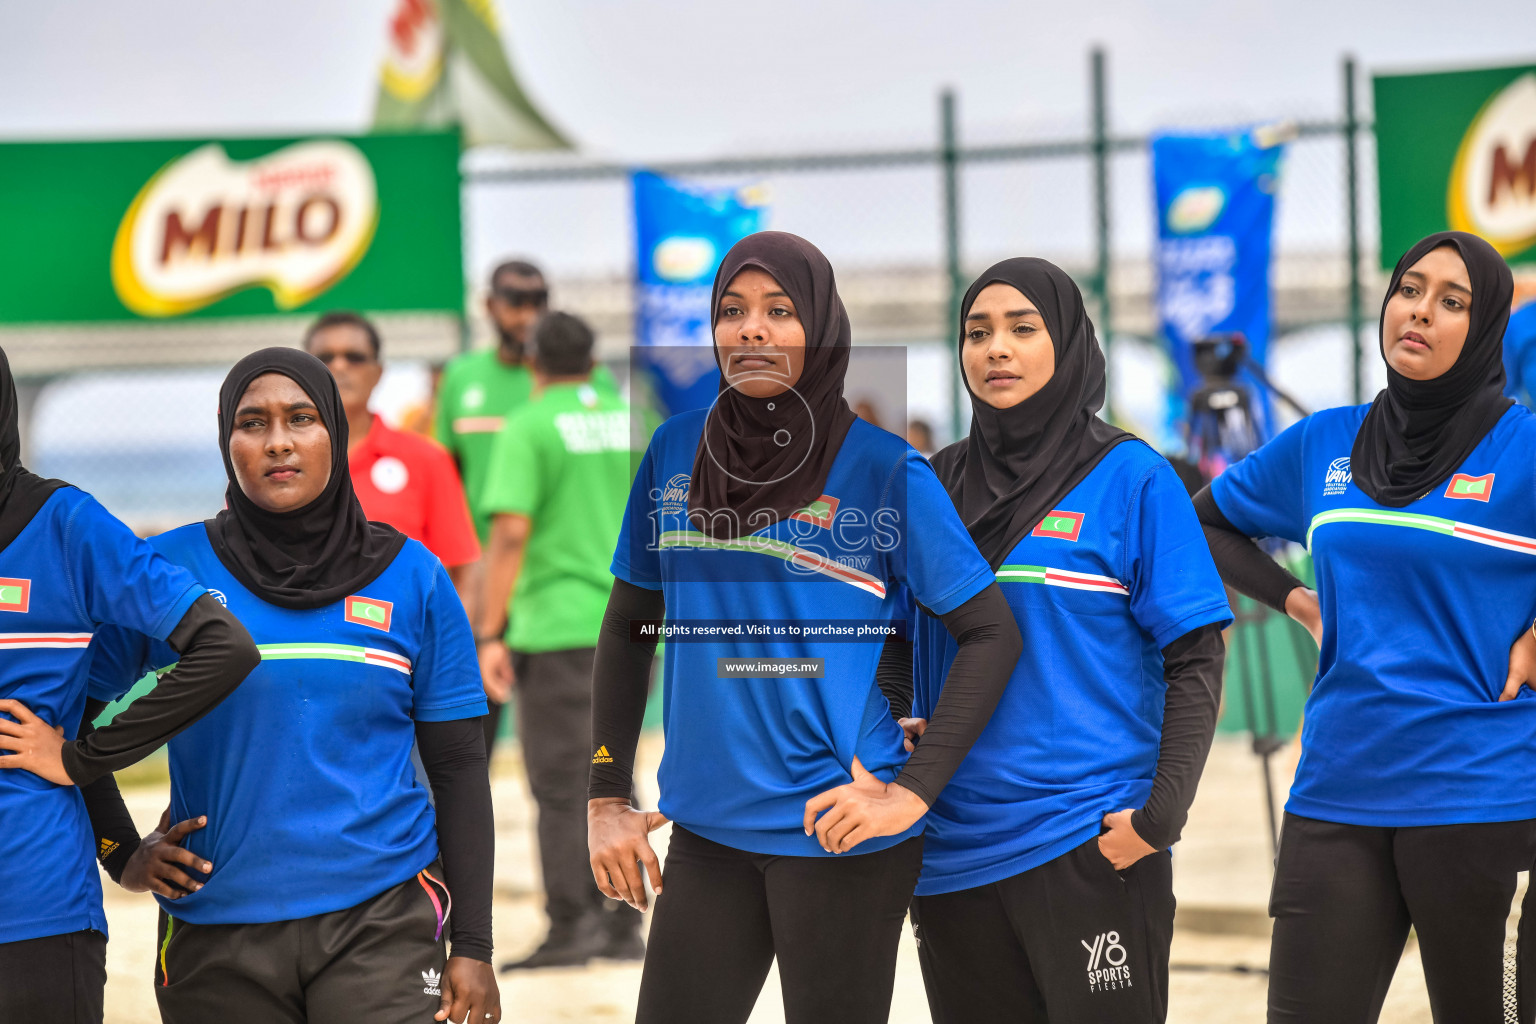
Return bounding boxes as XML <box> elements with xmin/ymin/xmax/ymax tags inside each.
<box><xmin>1213</xmin><ymin>403</ymin><xmax>1536</xmax><ymax>826</ymax></box>
<box><xmin>1505</xmin><ymin>300</ymin><xmax>1536</xmax><ymax>407</ymax></box>
<box><xmin>0</xmin><ymin>488</ymin><xmax>203</xmax><ymax>945</ymax></box>
<box><xmin>87</xmin><ymin>526</ymin><xmax>486</xmax><ymax>925</ymax></box>
<box><xmin>911</xmin><ymin>442</ymin><xmax>1231</xmax><ymax>895</ymax></box>
<box><xmin>613</xmin><ymin>413</ymin><xmax>994</xmax><ymax>857</ymax></box>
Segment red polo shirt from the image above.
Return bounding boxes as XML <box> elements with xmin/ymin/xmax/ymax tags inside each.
<box><xmin>351</xmin><ymin>417</ymin><xmax>481</xmax><ymax>569</ymax></box>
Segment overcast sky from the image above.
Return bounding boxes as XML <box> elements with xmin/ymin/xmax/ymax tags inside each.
<box><xmin>2</xmin><ymin>0</ymin><xmax>1531</xmax><ymax>157</ymax></box>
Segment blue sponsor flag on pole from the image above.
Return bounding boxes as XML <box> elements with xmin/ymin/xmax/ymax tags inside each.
<box><xmin>632</xmin><ymin>171</ymin><xmax>766</xmax><ymax>417</ymax></box>
<box><xmin>1152</xmin><ymin>126</ymin><xmax>1287</xmax><ymax>440</ymax></box>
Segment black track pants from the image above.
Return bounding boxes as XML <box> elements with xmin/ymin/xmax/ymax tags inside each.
<box><xmin>1268</xmin><ymin>812</ymin><xmax>1536</xmax><ymax>1024</ymax></box>
<box><xmin>911</xmin><ymin>836</ymin><xmax>1175</xmax><ymax>1024</ymax></box>
<box><xmin>635</xmin><ymin>825</ymin><xmax>924</xmax><ymax>1024</ymax></box>
<box><xmin>0</xmin><ymin>929</ymin><xmax>106</xmax><ymax>1024</ymax></box>
<box><xmin>154</xmin><ymin>863</ymin><xmax>450</xmax><ymax>1024</ymax></box>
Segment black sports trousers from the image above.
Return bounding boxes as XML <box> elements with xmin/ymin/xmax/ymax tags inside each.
<box><xmin>911</xmin><ymin>835</ymin><xmax>1175</xmax><ymax>1024</ymax></box>
<box><xmin>512</xmin><ymin>646</ymin><xmax>640</xmax><ymax>936</ymax></box>
<box><xmin>154</xmin><ymin>862</ymin><xmax>450</xmax><ymax>1024</ymax></box>
<box><xmin>0</xmin><ymin>929</ymin><xmax>106</xmax><ymax>1024</ymax></box>
<box><xmin>635</xmin><ymin>825</ymin><xmax>924</xmax><ymax>1024</ymax></box>
<box><xmin>1269</xmin><ymin>812</ymin><xmax>1536</xmax><ymax>1024</ymax></box>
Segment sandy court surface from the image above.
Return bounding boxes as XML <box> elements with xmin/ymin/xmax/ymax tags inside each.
<box><xmin>99</xmin><ymin>736</ymin><xmax>1438</xmax><ymax>1023</ymax></box>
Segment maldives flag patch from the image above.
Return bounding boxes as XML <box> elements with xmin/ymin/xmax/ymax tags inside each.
<box><xmin>1032</xmin><ymin>510</ymin><xmax>1084</xmax><ymax>542</ymax></box>
<box><xmin>0</xmin><ymin>578</ymin><xmax>31</xmax><ymax>613</ymax></box>
<box><xmin>345</xmin><ymin>596</ymin><xmax>393</xmax><ymax>631</ymax></box>
<box><xmin>790</xmin><ymin>495</ymin><xmax>840</xmax><ymax>529</ymax></box>
<box><xmin>1445</xmin><ymin>473</ymin><xmax>1494</xmax><ymax>501</ymax></box>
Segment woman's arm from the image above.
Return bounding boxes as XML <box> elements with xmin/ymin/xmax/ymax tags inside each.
<box><xmin>65</xmin><ymin>595</ymin><xmax>259</xmax><ymax>785</ymax></box>
<box><xmin>76</xmin><ymin>698</ymin><xmax>141</xmax><ymax>883</ymax></box>
<box><xmin>588</xmin><ymin>579</ymin><xmax>667</xmax><ymax>912</ymax></box>
<box><xmin>1191</xmin><ymin>485</ymin><xmax>1305</xmax><ymax>614</ymax></box>
<box><xmin>874</xmin><ymin>635</ymin><xmax>913</xmax><ymax>723</ymax></box>
<box><xmin>0</xmin><ymin>595</ymin><xmax>259</xmax><ymax>787</ymax></box>
<box><xmin>1132</xmin><ymin>622</ymin><xmax>1226</xmax><ymax>851</ymax></box>
<box><xmin>415</xmin><ymin>718</ymin><xmax>494</xmax><ymax>962</ymax></box>
<box><xmin>1192</xmin><ymin>486</ymin><xmax>1321</xmax><ymax>644</ymax></box>
<box><xmin>804</xmin><ymin>583</ymin><xmax>1022</xmax><ymax>853</ymax></box>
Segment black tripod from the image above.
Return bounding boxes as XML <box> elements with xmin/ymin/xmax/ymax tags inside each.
<box><xmin>1185</xmin><ymin>334</ymin><xmax>1316</xmax><ymax>856</ymax></box>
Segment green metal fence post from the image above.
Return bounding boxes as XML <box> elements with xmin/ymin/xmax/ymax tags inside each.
<box><xmin>941</xmin><ymin>88</ymin><xmax>965</xmax><ymax>443</ymax></box>
<box><xmin>1090</xmin><ymin>48</ymin><xmax>1113</xmax><ymax>416</ymax></box>
<box><xmin>1344</xmin><ymin>54</ymin><xmax>1364</xmax><ymax>405</ymax></box>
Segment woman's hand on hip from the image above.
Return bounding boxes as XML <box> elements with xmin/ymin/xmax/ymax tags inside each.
<box><xmin>803</xmin><ymin>756</ymin><xmax>928</xmax><ymax>854</ymax></box>
<box><xmin>588</xmin><ymin>798</ymin><xmax>667</xmax><ymax>912</ymax></box>
<box><xmin>1098</xmin><ymin>809</ymin><xmax>1157</xmax><ymax>870</ymax></box>
<box><xmin>436</xmin><ymin>956</ymin><xmax>500</xmax><ymax>1024</ymax></box>
<box><xmin>1499</xmin><ymin>621</ymin><xmax>1536</xmax><ymax>702</ymax></box>
<box><xmin>120</xmin><ymin>815</ymin><xmax>213</xmax><ymax>897</ymax></box>
<box><xmin>0</xmin><ymin>699</ymin><xmax>70</xmax><ymax>785</ymax></box>
<box><xmin>1284</xmin><ymin>587</ymin><xmax>1323</xmax><ymax>648</ymax></box>
<box><xmin>896</xmin><ymin>717</ymin><xmax>927</xmax><ymax>753</ymax></box>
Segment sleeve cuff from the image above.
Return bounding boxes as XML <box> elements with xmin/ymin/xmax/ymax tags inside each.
<box><xmin>413</xmin><ymin>698</ymin><xmax>491</xmax><ymax>723</ymax></box>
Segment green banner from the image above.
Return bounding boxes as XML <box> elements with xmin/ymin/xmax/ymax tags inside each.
<box><xmin>0</xmin><ymin>132</ymin><xmax>463</xmax><ymax>324</ymax></box>
<box><xmin>1375</xmin><ymin>63</ymin><xmax>1536</xmax><ymax>267</ymax></box>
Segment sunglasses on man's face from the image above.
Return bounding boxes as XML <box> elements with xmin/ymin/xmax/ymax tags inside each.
<box><xmin>315</xmin><ymin>350</ymin><xmax>372</xmax><ymax>366</ymax></box>
<box><xmin>494</xmin><ymin>288</ymin><xmax>548</xmax><ymax>309</ymax></box>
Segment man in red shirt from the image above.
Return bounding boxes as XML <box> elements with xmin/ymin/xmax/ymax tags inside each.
<box><xmin>305</xmin><ymin>312</ymin><xmax>481</xmax><ymax>593</ymax></box>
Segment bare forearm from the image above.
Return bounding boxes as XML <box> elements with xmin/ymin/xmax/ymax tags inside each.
<box><xmin>476</xmin><ymin>534</ymin><xmax>524</xmax><ymax>638</ymax></box>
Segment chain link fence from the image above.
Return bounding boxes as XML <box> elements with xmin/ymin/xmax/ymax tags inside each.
<box><xmin>21</xmin><ymin>55</ymin><xmax>1384</xmax><ymax>534</ymax></box>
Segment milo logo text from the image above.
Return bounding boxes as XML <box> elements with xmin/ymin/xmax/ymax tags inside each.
<box><xmin>111</xmin><ymin>140</ymin><xmax>379</xmax><ymax>316</ymax></box>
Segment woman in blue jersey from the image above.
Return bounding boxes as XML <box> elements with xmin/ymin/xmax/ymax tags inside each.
<box><xmin>894</xmin><ymin>258</ymin><xmax>1232</xmax><ymax>1023</ymax></box>
<box><xmin>1195</xmin><ymin>230</ymin><xmax>1536</xmax><ymax>1023</ymax></box>
<box><xmin>586</xmin><ymin>231</ymin><xmax>1022</xmax><ymax>1024</ymax></box>
<box><xmin>86</xmin><ymin>349</ymin><xmax>499</xmax><ymax>1024</ymax></box>
<box><xmin>0</xmin><ymin>347</ymin><xmax>259</xmax><ymax>1024</ymax></box>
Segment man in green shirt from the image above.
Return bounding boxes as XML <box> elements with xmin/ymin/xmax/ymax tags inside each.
<box><xmin>434</xmin><ymin>259</ymin><xmax>547</xmax><ymax>547</ymax></box>
<box><xmin>477</xmin><ymin>311</ymin><xmax>646</xmax><ymax>970</ymax></box>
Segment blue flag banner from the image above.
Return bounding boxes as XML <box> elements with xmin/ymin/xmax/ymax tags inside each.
<box><xmin>632</xmin><ymin>170</ymin><xmax>766</xmax><ymax>416</ymax></box>
<box><xmin>1152</xmin><ymin>127</ymin><xmax>1286</xmax><ymax>439</ymax></box>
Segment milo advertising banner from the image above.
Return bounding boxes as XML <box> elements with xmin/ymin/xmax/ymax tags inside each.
<box><xmin>0</xmin><ymin>132</ymin><xmax>463</xmax><ymax>325</ymax></box>
<box><xmin>1375</xmin><ymin>63</ymin><xmax>1536</xmax><ymax>266</ymax></box>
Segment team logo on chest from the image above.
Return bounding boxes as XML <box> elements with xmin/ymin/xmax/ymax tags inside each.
<box><xmin>1445</xmin><ymin>472</ymin><xmax>1494</xmax><ymax>501</ymax></box>
<box><xmin>345</xmin><ymin>595</ymin><xmax>393</xmax><ymax>631</ymax></box>
<box><xmin>1032</xmin><ymin>510</ymin><xmax>1084</xmax><ymax>542</ymax></box>
<box><xmin>1323</xmin><ymin>456</ymin><xmax>1352</xmax><ymax>497</ymax></box>
<box><xmin>0</xmin><ymin>578</ymin><xmax>31</xmax><ymax>613</ymax></box>
<box><xmin>790</xmin><ymin>494</ymin><xmax>840</xmax><ymax>530</ymax></box>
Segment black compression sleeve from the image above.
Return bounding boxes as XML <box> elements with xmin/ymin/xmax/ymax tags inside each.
<box><xmin>893</xmin><ymin>584</ymin><xmax>1022</xmax><ymax>807</ymax></box>
<box><xmin>1130</xmin><ymin>623</ymin><xmax>1226</xmax><ymax>850</ymax></box>
<box><xmin>1192</xmin><ymin>485</ymin><xmax>1304</xmax><ymax>613</ymax></box>
<box><xmin>589</xmin><ymin>579</ymin><xmax>664</xmax><ymax>801</ymax></box>
<box><xmin>77</xmin><ymin>698</ymin><xmax>141</xmax><ymax>884</ymax></box>
<box><xmin>62</xmin><ymin>594</ymin><xmax>260</xmax><ymax>787</ymax></box>
<box><xmin>875</xmin><ymin>637</ymin><xmax>914</xmax><ymax>722</ymax></box>
<box><xmin>416</xmin><ymin>717</ymin><xmax>494</xmax><ymax>964</ymax></box>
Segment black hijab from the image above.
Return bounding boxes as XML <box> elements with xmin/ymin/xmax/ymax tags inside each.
<box><xmin>1350</xmin><ymin>231</ymin><xmax>1514</xmax><ymax>508</ymax></box>
<box><xmin>205</xmin><ymin>348</ymin><xmax>405</xmax><ymax>610</ymax></box>
<box><xmin>931</xmin><ymin>258</ymin><xmax>1134</xmax><ymax>568</ymax></box>
<box><xmin>0</xmin><ymin>348</ymin><xmax>65</xmax><ymax>552</ymax></box>
<box><xmin>687</xmin><ymin>231</ymin><xmax>858</xmax><ymax>539</ymax></box>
